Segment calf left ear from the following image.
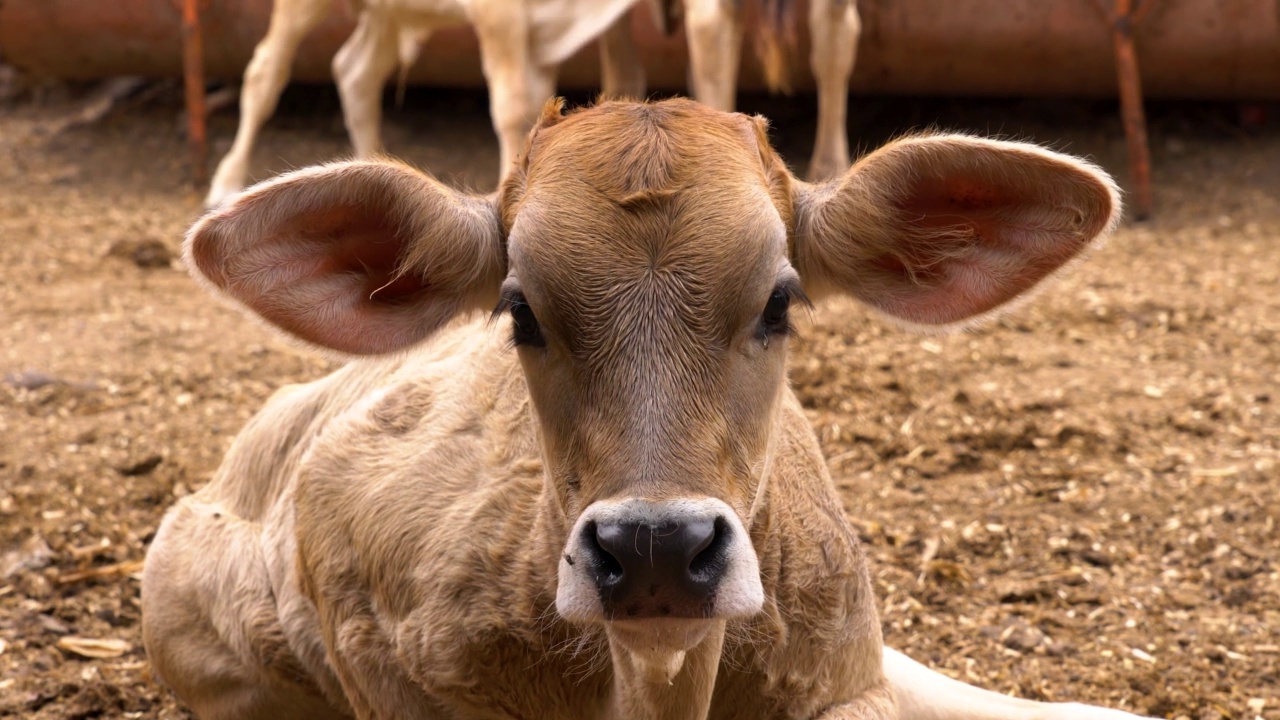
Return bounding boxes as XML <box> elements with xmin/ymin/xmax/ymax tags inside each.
<box><xmin>792</xmin><ymin>135</ymin><xmax>1121</xmax><ymax>327</ymax></box>
<box><xmin>186</xmin><ymin>160</ymin><xmax>505</xmax><ymax>355</ymax></box>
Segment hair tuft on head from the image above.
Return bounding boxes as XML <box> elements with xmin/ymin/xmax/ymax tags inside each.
<box><xmin>537</xmin><ymin>97</ymin><xmax>568</xmax><ymax>130</ymax></box>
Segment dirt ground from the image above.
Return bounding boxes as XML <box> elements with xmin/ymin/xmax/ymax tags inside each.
<box><xmin>0</xmin><ymin>78</ymin><xmax>1276</xmax><ymax>720</ymax></box>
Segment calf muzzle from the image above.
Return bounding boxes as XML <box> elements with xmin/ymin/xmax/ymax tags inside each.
<box><xmin>556</xmin><ymin>497</ymin><xmax>764</xmax><ymax>623</ymax></box>
<box><xmin>582</xmin><ymin>516</ymin><xmax>731</xmax><ymax>619</ymax></box>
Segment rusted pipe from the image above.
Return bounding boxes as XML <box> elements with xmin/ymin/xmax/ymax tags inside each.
<box><xmin>1094</xmin><ymin>0</ymin><xmax>1154</xmax><ymax>220</ymax></box>
<box><xmin>1111</xmin><ymin>15</ymin><xmax>1154</xmax><ymax>220</ymax></box>
<box><xmin>180</xmin><ymin>0</ymin><xmax>208</xmax><ymax>186</ymax></box>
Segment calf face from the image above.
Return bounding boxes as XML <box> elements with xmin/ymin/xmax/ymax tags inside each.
<box><xmin>185</xmin><ymin>98</ymin><xmax>1119</xmax><ymax>680</ymax></box>
<box><xmin>502</xmin><ymin>104</ymin><xmax>799</xmax><ymax>631</ymax></box>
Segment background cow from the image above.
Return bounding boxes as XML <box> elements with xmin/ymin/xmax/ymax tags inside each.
<box><xmin>144</xmin><ymin>98</ymin><xmax>1149</xmax><ymax>720</ymax></box>
<box><xmin>204</xmin><ymin>0</ymin><xmax>861</xmax><ymax>207</ymax></box>
<box><xmin>681</xmin><ymin>0</ymin><xmax>860</xmax><ymax>180</ymax></box>
<box><xmin>204</xmin><ymin>0</ymin><xmax>649</xmax><ymax>207</ymax></box>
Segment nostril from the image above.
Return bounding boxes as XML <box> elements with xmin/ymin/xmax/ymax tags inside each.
<box><xmin>687</xmin><ymin>516</ymin><xmax>731</xmax><ymax>584</ymax></box>
<box><xmin>584</xmin><ymin>521</ymin><xmax>625</xmax><ymax>585</ymax></box>
<box><xmin>683</xmin><ymin>519</ymin><xmax>715</xmax><ymax>560</ymax></box>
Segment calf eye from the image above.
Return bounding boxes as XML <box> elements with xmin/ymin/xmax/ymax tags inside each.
<box><xmin>509</xmin><ymin>301</ymin><xmax>545</xmax><ymax>347</ymax></box>
<box><xmin>761</xmin><ymin>290</ymin><xmax>791</xmax><ymax>334</ymax></box>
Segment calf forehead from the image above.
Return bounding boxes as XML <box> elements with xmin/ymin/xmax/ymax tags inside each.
<box><xmin>508</xmin><ymin>100</ymin><xmax>790</xmax><ymax>332</ymax></box>
<box><xmin>523</xmin><ymin>99</ymin><xmax>769</xmax><ymax>199</ymax></box>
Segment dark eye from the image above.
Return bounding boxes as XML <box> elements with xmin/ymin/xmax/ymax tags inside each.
<box><xmin>509</xmin><ymin>300</ymin><xmax>545</xmax><ymax>347</ymax></box>
<box><xmin>761</xmin><ymin>290</ymin><xmax>791</xmax><ymax>333</ymax></box>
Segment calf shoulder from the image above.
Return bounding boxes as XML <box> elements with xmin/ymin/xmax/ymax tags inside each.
<box><xmin>289</xmin><ymin>320</ymin><xmax>587</xmax><ymax>716</ymax></box>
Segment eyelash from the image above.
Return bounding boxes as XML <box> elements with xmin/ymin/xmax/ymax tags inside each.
<box><xmin>494</xmin><ymin>294</ymin><xmax>546</xmax><ymax>348</ymax></box>
<box><xmin>759</xmin><ymin>285</ymin><xmax>808</xmax><ymax>342</ymax></box>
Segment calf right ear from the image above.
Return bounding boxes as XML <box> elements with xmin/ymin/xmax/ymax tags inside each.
<box><xmin>792</xmin><ymin>135</ymin><xmax>1120</xmax><ymax>328</ymax></box>
<box><xmin>186</xmin><ymin>161</ymin><xmax>505</xmax><ymax>355</ymax></box>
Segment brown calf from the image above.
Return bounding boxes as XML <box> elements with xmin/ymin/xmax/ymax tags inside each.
<box><xmin>143</xmin><ymin>98</ymin><xmax>1142</xmax><ymax>720</ymax></box>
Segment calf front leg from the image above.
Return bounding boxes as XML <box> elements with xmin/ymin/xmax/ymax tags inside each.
<box><xmin>884</xmin><ymin>648</ymin><xmax>1156</xmax><ymax>720</ymax></box>
<box><xmin>206</xmin><ymin>0</ymin><xmax>332</xmax><ymax>207</ymax></box>
<box><xmin>807</xmin><ymin>0</ymin><xmax>860</xmax><ymax>181</ymax></box>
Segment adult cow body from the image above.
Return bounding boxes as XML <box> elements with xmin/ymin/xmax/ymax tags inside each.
<box><xmin>204</xmin><ymin>0</ymin><xmax>650</xmax><ymax>207</ymax></box>
<box><xmin>145</xmin><ymin>99</ymin><xmax>1147</xmax><ymax>720</ymax></box>
<box><xmin>204</xmin><ymin>0</ymin><xmax>859</xmax><ymax>207</ymax></box>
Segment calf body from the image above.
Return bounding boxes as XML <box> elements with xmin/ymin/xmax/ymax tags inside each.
<box><xmin>146</xmin><ymin>99</ymin><xmax>1143</xmax><ymax>720</ymax></box>
<box><xmin>145</xmin><ymin>323</ymin><xmax>885</xmax><ymax>719</ymax></box>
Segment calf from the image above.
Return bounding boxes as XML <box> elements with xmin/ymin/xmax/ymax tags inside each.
<box><xmin>145</xmin><ymin>98</ymin><xmax>1146</xmax><ymax>720</ymax></box>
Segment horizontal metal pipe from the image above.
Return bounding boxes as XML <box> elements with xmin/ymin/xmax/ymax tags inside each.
<box><xmin>2</xmin><ymin>0</ymin><xmax>1278</xmax><ymax>99</ymax></box>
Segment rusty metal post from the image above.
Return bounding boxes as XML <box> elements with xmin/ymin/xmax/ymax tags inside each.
<box><xmin>1094</xmin><ymin>0</ymin><xmax>1154</xmax><ymax>220</ymax></box>
<box><xmin>181</xmin><ymin>0</ymin><xmax>208</xmax><ymax>186</ymax></box>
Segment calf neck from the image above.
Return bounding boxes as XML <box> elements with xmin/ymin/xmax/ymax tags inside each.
<box><xmin>143</xmin><ymin>98</ymin><xmax>1120</xmax><ymax>720</ymax></box>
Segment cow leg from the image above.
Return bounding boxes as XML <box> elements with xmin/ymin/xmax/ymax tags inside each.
<box><xmin>684</xmin><ymin>0</ymin><xmax>743</xmax><ymax>112</ymax></box>
<box><xmin>206</xmin><ymin>0</ymin><xmax>332</xmax><ymax>207</ymax></box>
<box><xmin>474</xmin><ymin>6</ymin><xmax>557</xmax><ymax>183</ymax></box>
<box><xmin>807</xmin><ymin>0</ymin><xmax>860</xmax><ymax>181</ymax></box>
<box><xmin>598</xmin><ymin>13</ymin><xmax>646</xmax><ymax>100</ymax></box>
<box><xmin>332</xmin><ymin>10</ymin><xmax>402</xmax><ymax>158</ymax></box>
<box><xmin>141</xmin><ymin>500</ymin><xmax>346</xmax><ymax>720</ymax></box>
<box><xmin>488</xmin><ymin>61</ymin><xmax>557</xmax><ymax>182</ymax></box>
<box><xmin>884</xmin><ymin>648</ymin><xmax>1154</xmax><ymax>720</ymax></box>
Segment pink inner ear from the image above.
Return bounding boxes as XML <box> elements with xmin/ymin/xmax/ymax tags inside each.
<box><xmin>230</xmin><ymin>203</ymin><xmax>435</xmax><ymax>353</ymax></box>
<box><xmin>298</xmin><ymin>205</ymin><xmax>432</xmax><ymax>308</ymax></box>
<box><xmin>863</xmin><ymin>171</ymin><xmax>1092</xmax><ymax>325</ymax></box>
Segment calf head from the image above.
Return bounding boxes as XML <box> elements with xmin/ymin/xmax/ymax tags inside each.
<box><xmin>187</xmin><ymin>98</ymin><xmax>1119</xmax><ymax>680</ymax></box>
